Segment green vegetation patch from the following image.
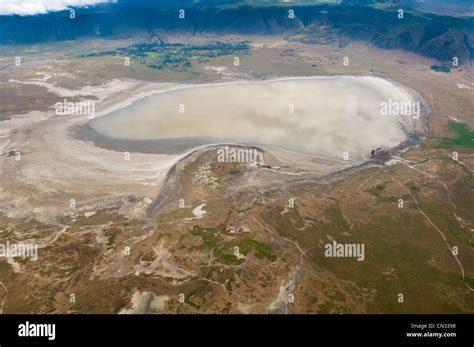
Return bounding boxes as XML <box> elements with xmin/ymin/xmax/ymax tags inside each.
<box><xmin>463</xmin><ymin>173</ymin><xmax>474</xmax><ymax>189</ymax></box>
<box><xmin>447</xmin><ymin>221</ymin><xmax>473</xmax><ymax>248</ymax></box>
<box><xmin>140</xmin><ymin>252</ymin><xmax>156</xmax><ymax>262</ymax></box>
<box><xmin>214</xmin><ymin>251</ymin><xmax>242</xmax><ymax>265</ymax></box>
<box><xmin>80</xmin><ymin>39</ymin><xmax>250</xmax><ymax>72</ymax></box>
<box><xmin>236</xmin><ymin>239</ymin><xmax>276</xmax><ymax>262</ymax></box>
<box><xmin>370</xmin><ymin>183</ymin><xmax>386</xmax><ymax>199</ymax></box>
<box><xmin>418</xmin><ymin>202</ymin><xmax>444</xmax><ymax>217</ymax></box>
<box><xmin>189</xmin><ymin>225</ymin><xmax>242</xmax><ymax>265</ymax></box>
<box><xmin>189</xmin><ymin>225</ymin><xmax>220</xmax><ymax>249</ymax></box>
<box><xmin>104</xmin><ymin>228</ymin><xmax>119</xmax><ymax>248</ymax></box>
<box><xmin>189</xmin><ymin>226</ymin><xmax>276</xmax><ymax>265</ymax></box>
<box><xmin>436</xmin><ymin>122</ymin><xmax>474</xmax><ymax>149</ymax></box>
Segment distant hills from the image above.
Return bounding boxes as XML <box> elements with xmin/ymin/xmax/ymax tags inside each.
<box><xmin>0</xmin><ymin>1</ymin><xmax>472</xmax><ymax>64</ymax></box>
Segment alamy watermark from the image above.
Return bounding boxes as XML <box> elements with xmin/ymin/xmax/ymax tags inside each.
<box><xmin>380</xmin><ymin>99</ymin><xmax>420</xmax><ymax>119</ymax></box>
<box><xmin>0</xmin><ymin>241</ymin><xmax>38</xmax><ymax>261</ymax></box>
<box><xmin>217</xmin><ymin>146</ymin><xmax>263</xmax><ymax>165</ymax></box>
<box><xmin>55</xmin><ymin>99</ymin><xmax>95</xmax><ymax>119</ymax></box>
<box><xmin>324</xmin><ymin>241</ymin><xmax>365</xmax><ymax>261</ymax></box>
<box><xmin>18</xmin><ymin>321</ymin><xmax>55</xmax><ymax>341</ymax></box>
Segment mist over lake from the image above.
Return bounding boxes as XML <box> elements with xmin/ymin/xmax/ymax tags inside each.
<box><xmin>90</xmin><ymin>76</ymin><xmax>417</xmax><ymax>160</ymax></box>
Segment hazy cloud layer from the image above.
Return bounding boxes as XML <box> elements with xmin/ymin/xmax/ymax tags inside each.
<box><xmin>0</xmin><ymin>0</ymin><xmax>114</xmax><ymax>15</ymax></box>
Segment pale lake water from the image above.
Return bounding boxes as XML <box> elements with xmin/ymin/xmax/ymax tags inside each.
<box><xmin>89</xmin><ymin>76</ymin><xmax>417</xmax><ymax>159</ymax></box>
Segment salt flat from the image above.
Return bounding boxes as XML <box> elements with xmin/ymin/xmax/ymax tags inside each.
<box><xmin>90</xmin><ymin>76</ymin><xmax>421</xmax><ymax>161</ymax></box>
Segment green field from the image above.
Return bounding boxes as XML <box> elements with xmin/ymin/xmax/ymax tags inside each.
<box><xmin>189</xmin><ymin>226</ymin><xmax>276</xmax><ymax>265</ymax></box>
<box><xmin>436</xmin><ymin>122</ymin><xmax>474</xmax><ymax>149</ymax></box>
